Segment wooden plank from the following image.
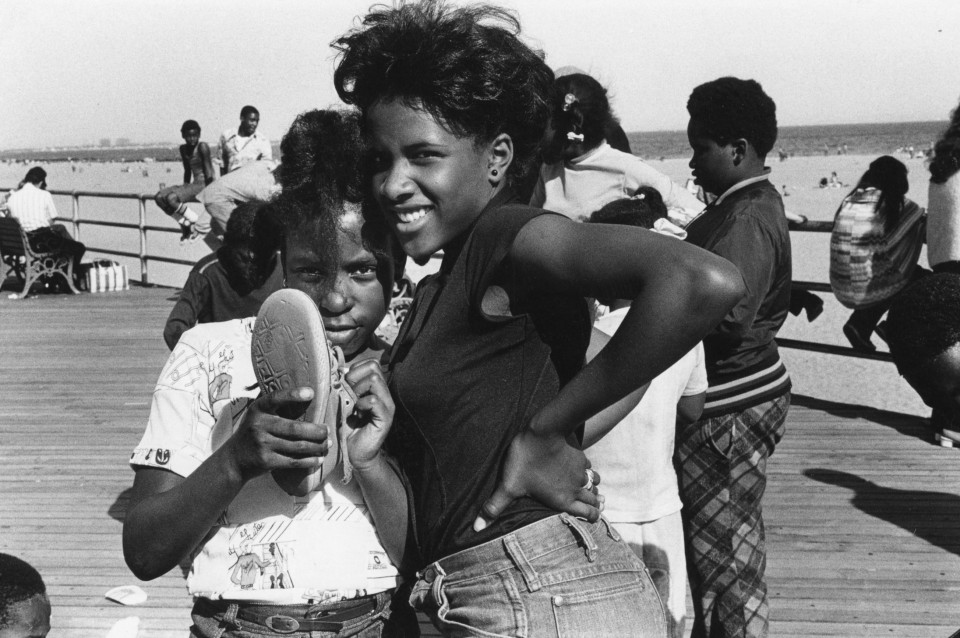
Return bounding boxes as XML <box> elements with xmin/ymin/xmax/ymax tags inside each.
<box><xmin>1</xmin><ymin>285</ymin><xmax>958</xmax><ymax>638</ymax></box>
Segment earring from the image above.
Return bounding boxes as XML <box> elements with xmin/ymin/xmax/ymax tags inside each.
<box><xmin>491</xmin><ymin>169</ymin><xmax>499</xmax><ymax>177</ymax></box>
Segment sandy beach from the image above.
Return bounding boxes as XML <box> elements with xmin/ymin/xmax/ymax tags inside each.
<box><xmin>1</xmin><ymin>152</ymin><xmax>935</xmax><ymax>420</ymax></box>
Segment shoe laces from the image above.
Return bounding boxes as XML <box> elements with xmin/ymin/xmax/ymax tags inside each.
<box><xmin>329</xmin><ymin>344</ymin><xmax>359</xmax><ymax>484</ymax></box>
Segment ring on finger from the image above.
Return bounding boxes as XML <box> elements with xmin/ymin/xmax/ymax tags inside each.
<box><xmin>581</xmin><ymin>468</ymin><xmax>596</xmax><ymax>491</ymax></box>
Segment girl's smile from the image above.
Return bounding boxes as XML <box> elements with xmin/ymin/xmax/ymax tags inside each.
<box><xmin>366</xmin><ymin>99</ymin><xmax>502</xmax><ymax>263</ymax></box>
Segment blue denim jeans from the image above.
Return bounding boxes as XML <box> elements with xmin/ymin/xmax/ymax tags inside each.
<box><xmin>410</xmin><ymin>514</ymin><xmax>667</xmax><ymax>637</ymax></box>
<box><xmin>189</xmin><ymin>588</ymin><xmax>419</xmax><ymax>637</ymax></box>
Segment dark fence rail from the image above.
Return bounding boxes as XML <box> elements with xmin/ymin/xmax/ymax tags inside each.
<box><xmin>3</xmin><ymin>187</ymin><xmax>882</xmax><ymax>361</ymax></box>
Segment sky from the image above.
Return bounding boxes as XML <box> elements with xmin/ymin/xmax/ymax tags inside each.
<box><xmin>2</xmin><ymin>0</ymin><xmax>960</xmax><ymax>150</ymax></box>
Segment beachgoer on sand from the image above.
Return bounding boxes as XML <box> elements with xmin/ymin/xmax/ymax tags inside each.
<box><xmin>124</xmin><ymin>110</ymin><xmax>419</xmax><ymax>637</ymax></box>
<box><xmin>583</xmin><ymin>189</ymin><xmax>705</xmax><ymax>638</ymax></box>
<box><xmin>678</xmin><ymin>76</ymin><xmax>792</xmax><ymax>638</ymax></box>
<box><xmin>332</xmin><ymin>2</ymin><xmax>744</xmax><ymax>635</ymax></box>
<box><xmin>530</xmin><ymin>71</ymin><xmax>702</xmax><ymax>225</ymax></box>
<box><xmin>829</xmin><ymin>156</ymin><xmax>928</xmax><ymax>352</ymax></box>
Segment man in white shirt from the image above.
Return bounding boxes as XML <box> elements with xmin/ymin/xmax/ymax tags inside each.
<box><xmin>219</xmin><ymin>106</ymin><xmax>273</xmax><ymax>175</ymax></box>
<box><xmin>4</xmin><ymin>167</ymin><xmax>85</xmax><ymax>284</ymax></box>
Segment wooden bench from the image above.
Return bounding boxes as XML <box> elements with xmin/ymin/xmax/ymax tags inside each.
<box><xmin>0</xmin><ymin>217</ymin><xmax>80</xmax><ymax>298</ymax></box>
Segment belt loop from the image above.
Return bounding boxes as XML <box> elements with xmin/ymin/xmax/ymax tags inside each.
<box><xmin>560</xmin><ymin>513</ymin><xmax>598</xmax><ymax>562</ymax></box>
<box><xmin>602</xmin><ymin>516</ymin><xmax>621</xmax><ymax>542</ymax></box>
<box><xmin>503</xmin><ymin>532</ymin><xmax>542</xmax><ymax>592</ymax></box>
<box><xmin>430</xmin><ymin>563</ymin><xmax>447</xmax><ymax>608</ymax></box>
<box><xmin>222</xmin><ymin>603</ymin><xmax>241</xmax><ymax>630</ymax></box>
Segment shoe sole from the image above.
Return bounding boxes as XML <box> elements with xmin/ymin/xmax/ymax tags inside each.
<box><xmin>252</xmin><ymin>289</ymin><xmax>338</xmax><ymax>496</ymax></box>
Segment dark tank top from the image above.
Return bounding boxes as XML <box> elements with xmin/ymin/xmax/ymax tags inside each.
<box><xmin>386</xmin><ymin>190</ymin><xmax>590</xmax><ymax>564</ymax></box>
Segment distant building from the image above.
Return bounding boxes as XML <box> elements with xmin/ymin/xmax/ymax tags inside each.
<box><xmin>99</xmin><ymin>138</ymin><xmax>112</xmax><ymax>147</ymax></box>
<box><xmin>115</xmin><ymin>137</ymin><xmax>131</xmax><ymax>147</ymax></box>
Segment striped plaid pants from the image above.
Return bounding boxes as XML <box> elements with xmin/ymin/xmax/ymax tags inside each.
<box><xmin>674</xmin><ymin>392</ymin><xmax>789</xmax><ymax>638</ymax></box>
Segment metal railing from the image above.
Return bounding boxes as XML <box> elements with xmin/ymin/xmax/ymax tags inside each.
<box><xmin>5</xmin><ymin>187</ymin><xmax>888</xmax><ymax>362</ymax></box>
<box><xmin>40</xmin><ymin>188</ymin><xmax>193</xmax><ymax>285</ymax></box>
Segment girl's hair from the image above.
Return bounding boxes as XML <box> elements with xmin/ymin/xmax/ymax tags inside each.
<box><xmin>332</xmin><ymin>0</ymin><xmax>554</xmax><ymax>188</ymax></box>
<box><xmin>552</xmin><ymin>73</ymin><xmax>613</xmax><ymax>154</ymax></box>
<box><xmin>929</xmin><ymin>101</ymin><xmax>960</xmax><ymax>184</ymax></box>
<box><xmin>271</xmin><ymin>109</ymin><xmax>370</xmax><ymax>284</ymax></box>
<box><xmin>850</xmin><ymin>155</ymin><xmax>909</xmax><ymax>232</ymax></box>
<box><xmin>588</xmin><ymin>187</ymin><xmax>667</xmax><ymax>229</ymax></box>
<box><xmin>279</xmin><ymin>109</ymin><xmax>365</xmax><ymax>211</ymax></box>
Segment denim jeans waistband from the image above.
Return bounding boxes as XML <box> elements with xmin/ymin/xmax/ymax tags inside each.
<box><xmin>417</xmin><ymin>514</ymin><xmax>622</xmax><ymax>588</ymax></box>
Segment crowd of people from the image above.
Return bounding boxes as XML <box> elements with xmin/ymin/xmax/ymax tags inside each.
<box><xmin>6</xmin><ymin>2</ymin><xmax>960</xmax><ymax>638</ymax></box>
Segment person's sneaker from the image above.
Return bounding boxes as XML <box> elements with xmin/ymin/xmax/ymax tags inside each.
<box><xmin>875</xmin><ymin>320</ymin><xmax>889</xmax><ymax>345</ymax></box>
<box><xmin>252</xmin><ymin>289</ymin><xmax>357</xmax><ymax>496</ymax></box>
<box><xmin>804</xmin><ymin>294</ymin><xmax>824</xmax><ymax>322</ymax></box>
<box><xmin>843</xmin><ymin>321</ymin><xmax>876</xmax><ymax>352</ymax></box>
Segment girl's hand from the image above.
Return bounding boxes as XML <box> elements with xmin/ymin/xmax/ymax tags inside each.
<box><xmin>344</xmin><ymin>359</ymin><xmax>396</xmax><ymax>472</ymax></box>
<box><xmin>226</xmin><ymin>386</ymin><xmax>330</xmax><ymax>482</ymax></box>
<box><xmin>474</xmin><ymin>427</ymin><xmax>601</xmax><ymax>532</ymax></box>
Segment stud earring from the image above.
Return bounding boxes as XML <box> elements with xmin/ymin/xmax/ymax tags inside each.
<box><xmin>491</xmin><ymin>169</ymin><xmax>499</xmax><ymax>177</ymax></box>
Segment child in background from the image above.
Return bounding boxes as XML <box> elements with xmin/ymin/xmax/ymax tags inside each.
<box><xmin>679</xmin><ymin>76</ymin><xmax>792</xmax><ymax>638</ymax></box>
<box><xmin>155</xmin><ymin>120</ymin><xmax>215</xmax><ymax>242</ymax></box>
<box><xmin>584</xmin><ymin>190</ymin><xmax>706</xmax><ymax>638</ymax></box>
<box><xmin>829</xmin><ymin>155</ymin><xmax>927</xmax><ymax>351</ymax></box>
<box><xmin>163</xmin><ymin>200</ymin><xmax>284</xmax><ymax>349</ymax></box>
<box><xmin>530</xmin><ymin>72</ymin><xmax>702</xmax><ymax>223</ymax></box>
<box><xmin>124</xmin><ymin>110</ymin><xmax>418</xmax><ymax>637</ymax></box>
<box><xmin>333</xmin><ymin>2</ymin><xmax>744</xmax><ymax>635</ymax></box>
<box><xmin>0</xmin><ymin>553</ymin><xmax>50</xmax><ymax>638</ymax></box>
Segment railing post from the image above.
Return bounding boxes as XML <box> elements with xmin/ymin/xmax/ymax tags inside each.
<box><xmin>72</xmin><ymin>192</ymin><xmax>80</xmax><ymax>239</ymax></box>
<box><xmin>138</xmin><ymin>196</ymin><xmax>149</xmax><ymax>285</ymax></box>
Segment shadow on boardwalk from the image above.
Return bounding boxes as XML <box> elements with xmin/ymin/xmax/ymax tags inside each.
<box><xmin>805</xmin><ymin>468</ymin><xmax>960</xmax><ymax>558</ymax></box>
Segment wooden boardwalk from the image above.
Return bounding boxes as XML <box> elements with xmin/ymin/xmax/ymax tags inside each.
<box><xmin>1</xmin><ymin>284</ymin><xmax>959</xmax><ymax>637</ymax></box>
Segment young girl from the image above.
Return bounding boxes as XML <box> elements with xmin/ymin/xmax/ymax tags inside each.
<box><xmin>333</xmin><ymin>2</ymin><xmax>744</xmax><ymax>635</ymax></box>
<box><xmin>829</xmin><ymin>155</ymin><xmax>927</xmax><ymax>351</ymax></box>
<box><xmin>529</xmin><ymin>72</ymin><xmax>702</xmax><ymax>223</ymax></box>
<box><xmin>123</xmin><ymin>110</ymin><xmax>418</xmax><ymax>637</ymax></box>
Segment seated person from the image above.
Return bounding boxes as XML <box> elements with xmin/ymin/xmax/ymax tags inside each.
<box><xmin>192</xmin><ymin>159</ymin><xmax>280</xmax><ymax>244</ymax></box>
<box><xmin>163</xmin><ymin>200</ymin><xmax>283</xmax><ymax>349</ymax></box>
<box><xmin>0</xmin><ymin>552</ymin><xmax>51</xmax><ymax>638</ymax></box>
<box><xmin>885</xmin><ymin>272</ymin><xmax>960</xmax><ymax>448</ymax></box>
<box><xmin>4</xmin><ymin>167</ymin><xmax>85</xmax><ymax>286</ymax></box>
<box><xmin>154</xmin><ymin>120</ymin><xmax>215</xmax><ymax>242</ymax></box>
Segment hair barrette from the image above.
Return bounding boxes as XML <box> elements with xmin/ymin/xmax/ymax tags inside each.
<box><xmin>562</xmin><ymin>93</ymin><xmax>579</xmax><ymax>112</ymax></box>
<box><xmin>631</xmin><ymin>192</ymin><xmax>646</xmax><ymax>201</ymax></box>
<box><xmin>566</xmin><ymin>131</ymin><xmax>585</xmax><ymax>143</ymax></box>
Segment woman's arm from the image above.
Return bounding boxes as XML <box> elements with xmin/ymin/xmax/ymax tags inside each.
<box><xmin>123</xmin><ymin>387</ymin><xmax>328</xmax><ymax>580</ymax></box>
<box><xmin>476</xmin><ymin>215</ymin><xmax>743</xmax><ymax>526</ymax></box>
<box><xmin>515</xmin><ymin>215</ymin><xmax>742</xmax><ymax>432</ymax></box>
